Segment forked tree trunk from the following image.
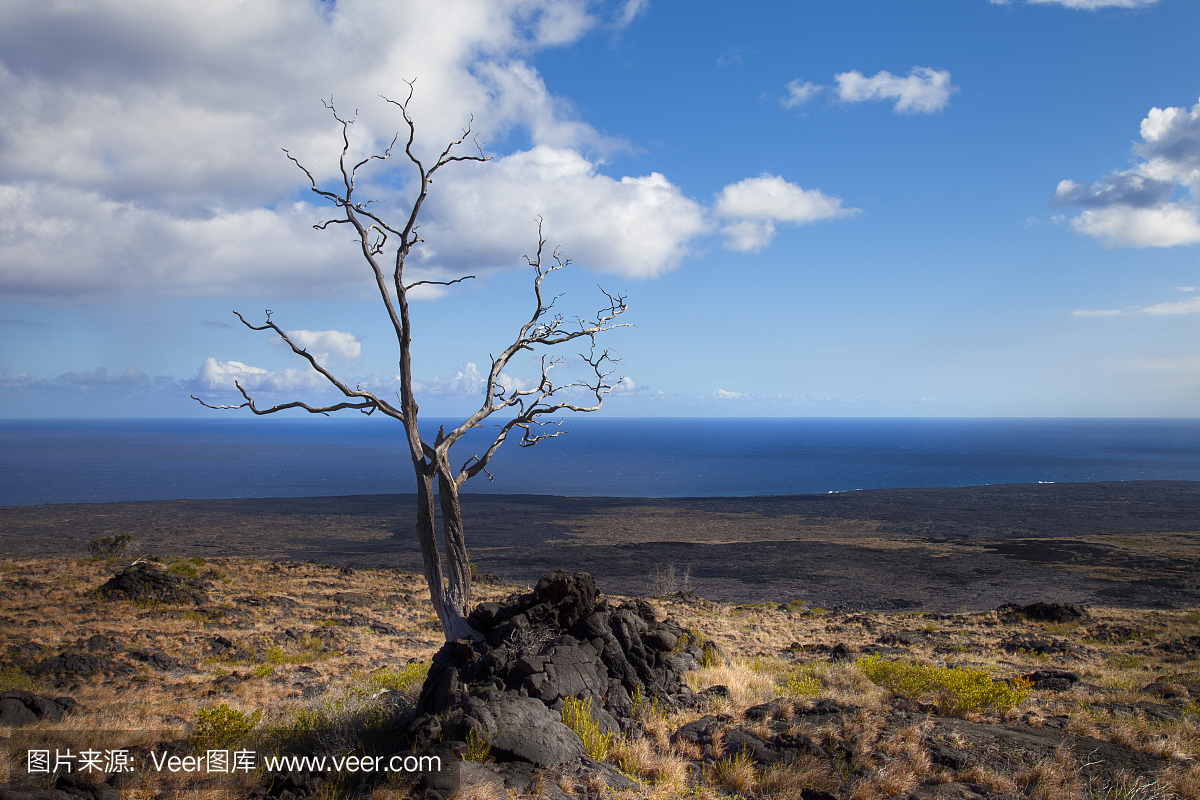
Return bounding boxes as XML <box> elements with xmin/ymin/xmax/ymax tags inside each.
<box><xmin>412</xmin><ymin>470</ymin><xmax>477</xmax><ymax>641</ymax></box>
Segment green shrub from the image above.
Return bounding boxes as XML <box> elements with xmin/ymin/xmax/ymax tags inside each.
<box><xmin>780</xmin><ymin>668</ymin><xmax>822</xmax><ymax>697</ymax></box>
<box><xmin>87</xmin><ymin>533</ymin><xmax>133</xmax><ymax>558</ymax></box>
<box><xmin>561</xmin><ymin>696</ymin><xmax>613</xmax><ymax>760</ymax></box>
<box><xmin>167</xmin><ymin>559</ymin><xmax>198</xmax><ymax>577</ymax></box>
<box><xmin>189</xmin><ymin>704</ymin><xmax>261</xmax><ymax>751</ymax></box>
<box><xmin>856</xmin><ymin>655</ymin><xmax>1030</xmax><ymax>716</ymax></box>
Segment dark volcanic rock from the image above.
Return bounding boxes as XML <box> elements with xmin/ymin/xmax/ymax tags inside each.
<box><xmin>1154</xmin><ymin>636</ymin><xmax>1200</xmax><ymax>659</ymax></box>
<box><xmin>0</xmin><ymin>691</ymin><xmax>78</xmax><ymax>726</ymax></box>
<box><xmin>475</xmin><ymin>695</ymin><xmax>585</xmax><ymax>767</ymax></box>
<box><xmin>127</xmin><ymin>649</ymin><xmax>191</xmax><ymax>672</ymax></box>
<box><xmin>411</xmin><ymin>571</ymin><xmax>705</xmax><ymax>767</ymax></box>
<box><xmin>1001</xmin><ymin>636</ymin><xmax>1077</xmax><ymax>656</ymax></box>
<box><xmin>30</xmin><ymin>652</ymin><xmax>131</xmax><ymax>678</ymax></box>
<box><xmin>1002</xmin><ymin>601</ymin><xmax>1086</xmax><ymax>623</ymax></box>
<box><xmin>1023</xmin><ymin>669</ymin><xmax>1080</xmax><ymax>691</ymax></box>
<box><xmin>95</xmin><ymin>563</ymin><xmax>208</xmax><ymax>605</ymax></box>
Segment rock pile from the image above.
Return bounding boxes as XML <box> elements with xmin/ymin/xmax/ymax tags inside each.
<box><xmin>408</xmin><ymin>570</ymin><xmax>711</xmax><ymax>768</ymax></box>
<box><xmin>94</xmin><ymin>562</ymin><xmax>208</xmax><ymax>605</ymax></box>
<box><xmin>998</xmin><ymin>601</ymin><xmax>1086</xmax><ymax>623</ymax></box>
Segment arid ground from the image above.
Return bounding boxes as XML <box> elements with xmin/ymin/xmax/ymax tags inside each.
<box><xmin>4</xmin><ymin>481</ymin><xmax>1200</xmax><ymax>799</ymax></box>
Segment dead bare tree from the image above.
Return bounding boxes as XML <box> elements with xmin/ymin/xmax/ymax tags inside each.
<box><xmin>193</xmin><ymin>89</ymin><xmax>629</xmax><ymax>641</ymax></box>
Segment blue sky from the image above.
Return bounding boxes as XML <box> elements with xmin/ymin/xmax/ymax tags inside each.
<box><xmin>1</xmin><ymin>0</ymin><xmax>1198</xmax><ymax>418</ymax></box>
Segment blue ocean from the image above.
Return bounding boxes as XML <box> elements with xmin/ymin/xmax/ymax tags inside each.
<box><xmin>2</xmin><ymin>417</ymin><xmax>1200</xmax><ymax>506</ymax></box>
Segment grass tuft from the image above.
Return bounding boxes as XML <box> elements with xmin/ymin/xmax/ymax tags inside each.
<box><xmin>561</xmin><ymin>695</ymin><xmax>613</xmax><ymax>760</ymax></box>
<box><xmin>189</xmin><ymin>704</ymin><xmax>261</xmax><ymax>751</ymax></box>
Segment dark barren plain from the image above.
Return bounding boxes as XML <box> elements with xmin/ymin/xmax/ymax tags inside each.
<box><xmin>3</xmin><ymin>480</ymin><xmax>1199</xmax><ymax>611</ymax></box>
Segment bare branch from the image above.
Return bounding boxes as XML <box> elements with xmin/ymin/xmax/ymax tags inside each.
<box><xmin>403</xmin><ymin>274</ymin><xmax>475</xmax><ymax>292</ymax></box>
<box><xmin>191</xmin><ymin>382</ymin><xmax>379</xmax><ymax>417</ymax></box>
<box><xmin>221</xmin><ymin>310</ymin><xmax>404</xmax><ymax>421</ymax></box>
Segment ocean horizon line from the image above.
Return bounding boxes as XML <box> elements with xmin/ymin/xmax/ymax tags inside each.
<box><xmin>5</xmin><ymin>417</ymin><xmax>1200</xmax><ymax>506</ymax></box>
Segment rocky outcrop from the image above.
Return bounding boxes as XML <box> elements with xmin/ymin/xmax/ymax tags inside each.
<box><xmin>0</xmin><ymin>691</ymin><xmax>79</xmax><ymax>727</ymax></box>
<box><xmin>30</xmin><ymin>652</ymin><xmax>132</xmax><ymax>678</ymax></box>
<box><xmin>95</xmin><ymin>562</ymin><xmax>208</xmax><ymax>605</ymax></box>
<box><xmin>407</xmin><ymin>571</ymin><xmax>712</xmax><ymax>767</ymax></box>
<box><xmin>998</xmin><ymin>601</ymin><xmax>1086</xmax><ymax>623</ymax></box>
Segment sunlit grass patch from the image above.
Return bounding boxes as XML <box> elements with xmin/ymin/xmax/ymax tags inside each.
<box><xmin>856</xmin><ymin>655</ymin><xmax>1030</xmax><ymax>716</ymax></box>
<box><xmin>561</xmin><ymin>696</ymin><xmax>613</xmax><ymax>760</ymax></box>
<box><xmin>0</xmin><ymin>665</ymin><xmax>40</xmax><ymax>692</ymax></box>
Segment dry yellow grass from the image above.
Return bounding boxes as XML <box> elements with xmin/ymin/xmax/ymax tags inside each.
<box><xmin>4</xmin><ymin>555</ymin><xmax>1200</xmax><ymax>798</ymax></box>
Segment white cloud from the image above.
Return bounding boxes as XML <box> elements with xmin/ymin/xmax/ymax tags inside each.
<box><xmin>420</xmin><ymin>145</ymin><xmax>709</xmax><ymax>278</ymax></box>
<box><xmin>1072</xmin><ymin>288</ymin><xmax>1200</xmax><ymax>316</ymax></box>
<box><xmin>1053</xmin><ymin>99</ymin><xmax>1200</xmax><ymax>248</ymax></box>
<box><xmin>412</xmin><ymin>362</ymin><xmax>488</xmax><ymax>397</ymax></box>
<box><xmin>711</xmin><ymin>389</ymin><xmax>748</xmax><ymax>400</ymax></box>
<box><xmin>779</xmin><ymin>80</ymin><xmax>822</xmax><ymax>110</ymax></box>
<box><xmin>189</xmin><ymin>358</ymin><xmax>330</xmax><ymax>394</ymax></box>
<box><xmin>614</xmin><ymin>0</ymin><xmax>648</xmax><ymax>29</ymax></box>
<box><xmin>1067</xmin><ymin>205</ymin><xmax>1200</xmax><ymax>248</ymax></box>
<box><xmin>834</xmin><ymin>67</ymin><xmax>957</xmax><ymax>114</ymax></box>
<box><xmin>712</xmin><ymin>174</ymin><xmax>858</xmax><ymax>251</ymax></box>
<box><xmin>989</xmin><ymin>0</ymin><xmax>1161</xmax><ymax>8</ymax></box>
<box><xmin>0</xmin><ymin>0</ymin><xmax>843</xmax><ymax>300</ymax></box>
<box><xmin>283</xmin><ymin>330</ymin><xmax>363</xmax><ymax>364</ymax></box>
<box><xmin>0</xmin><ymin>0</ymin><xmax>658</xmax><ymax>300</ymax></box>
<box><xmin>1142</xmin><ymin>295</ymin><xmax>1200</xmax><ymax>315</ymax></box>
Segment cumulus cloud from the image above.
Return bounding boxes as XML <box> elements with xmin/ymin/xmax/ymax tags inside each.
<box><xmin>989</xmin><ymin>0</ymin><xmax>1161</xmax><ymax>8</ymax></box>
<box><xmin>283</xmin><ymin>330</ymin><xmax>362</xmax><ymax>364</ymax></box>
<box><xmin>189</xmin><ymin>358</ymin><xmax>330</xmax><ymax>394</ymax></box>
<box><xmin>712</xmin><ymin>174</ymin><xmax>858</xmax><ymax>251</ymax></box>
<box><xmin>1052</xmin><ymin>99</ymin><xmax>1200</xmax><ymax>248</ymax></box>
<box><xmin>419</xmin><ymin>146</ymin><xmax>709</xmax><ymax>278</ymax></box>
<box><xmin>834</xmin><ymin>67</ymin><xmax>957</xmax><ymax>114</ymax></box>
<box><xmin>779</xmin><ymin>80</ymin><xmax>822</xmax><ymax>110</ymax></box>
<box><xmin>0</xmin><ymin>0</ymin><xmax>852</xmax><ymax>299</ymax></box>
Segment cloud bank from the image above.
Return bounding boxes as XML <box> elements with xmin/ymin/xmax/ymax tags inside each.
<box><xmin>0</xmin><ymin>0</ymin><xmax>854</xmax><ymax>301</ymax></box>
<box><xmin>1052</xmin><ymin>99</ymin><xmax>1200</xmax><ymax>248</ymax></box>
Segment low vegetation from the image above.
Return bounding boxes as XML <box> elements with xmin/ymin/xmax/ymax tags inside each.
<box><xmin>2</xmin><ymin>555</ymin><xmax>1200</xmax><ymax>798</ymax></box>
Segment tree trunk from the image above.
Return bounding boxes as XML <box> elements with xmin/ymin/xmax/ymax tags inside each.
<box><xmin>413</xmin><ymin>469</ymin><xmax>478</xmax><ymax>641</ymax></box>
<box><xmin>437</xmin><ymin>461</ymin><xmax>471</xmax><ymax>617</ymax></box>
